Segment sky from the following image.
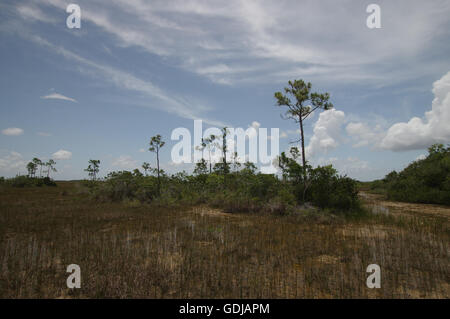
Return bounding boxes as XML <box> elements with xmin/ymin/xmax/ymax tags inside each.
<box><xmin>1</xmin><ymin>0</ymin><xmax>450</xmax><ymax>181</ymax></box>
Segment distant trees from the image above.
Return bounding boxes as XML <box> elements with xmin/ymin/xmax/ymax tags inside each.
<box><xmin>213</xmin><ymin>128</ymin><xmax>231</xmax><ymax>175</ymax></box>
<box><xmin>203</xmin><ymin>134</ymin><xmax>218</xmax><ymax>174</ymax></box>
<box><xmin>275</xmin><ymin>79</ymin><xmax>333</xmax><ymax>201</ymax></box>
<box><xmin>32</xmin><ymin>158</ymin><xmax>43</xmax><ymax>177</ymax></box>
<box><xmin>26</xmin><ymin>161</ymin><xmax>37</xmax><ymax>178</ymax></box>
<box><xmin>85</xmin><ymin>159</ymin><xmax>100</xmax><ymax>180</ymax></box>
<box><xmin>142</xmin><ymin>162</ymin><xmax>151</xmax><ymax>176</ymax></box>
<box><xmin>45</xmin><ymin>159</ymin><xmax>57</xmax><ymax>178</ymax></box>
<box><xmin>25</xmin><ymin>157</ymin><xmax>57</xmax><ymax>179</ymax></box>
<box><xmin>149</xmin><ymin>134</ymin><xmax>165</xmax><ymax>195</ymax></box>
<box><xmin>380</xmin><ymin>143</ymin><xmax>450</xmax><ymax>205</ymax></box>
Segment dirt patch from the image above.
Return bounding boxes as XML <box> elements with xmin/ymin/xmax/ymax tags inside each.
<box><xmin>359</xmin><ymin>191</ymin><xmax>450</xmax><ymax>219</ymax></box>
<box><xmin>313</xmin><ymin>254</ymin><xmax>341</xmax><ymax>265</ymax></box>
<box><xmin>192</xmin><ymin>206</ymin><xmax>239</xmax><ymax>218</ymax></box>
<box><xmin>340</xmin><ymin>225</ymin><xmax>392</xmax><ymax>239</ymax></box>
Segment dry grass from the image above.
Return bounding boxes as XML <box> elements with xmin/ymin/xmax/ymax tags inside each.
<box><xmin>0</xmin><ymin>182</ymin><xmax>448</xmax><ymax>298</ymax></box>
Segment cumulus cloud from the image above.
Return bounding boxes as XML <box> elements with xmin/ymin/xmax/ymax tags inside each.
<box><xmin>52</xmin><ymin>150</ymin><xmax>72</xmax><ymax>160</ymax></box>
<box><xmin>305</xmin><ymin>109</ymin><xmax>346</xmax><ymax>157</ymax></box>
<box><xmin>111</xmin><ymin>155</ymin><xmax>138</xmax><ymax>169</ymax></box>
<box><xmin>41</xmin><ymin>93</ymin><xmax>77</xmax><ymax>103</ymax></box>
<box><xmin>0</xmin><ymin>151</ymin><xmax>26</xmax><ymax>175</ymax></box>
<box><xmin>380</xmin><ymin>71</ymin><xmax>450</xmax><ymax>151</ymax></box>
<box><xmin>2</xmin><ymin>127</ymin><xmax>24</xmax><ymax>136</ymax></box>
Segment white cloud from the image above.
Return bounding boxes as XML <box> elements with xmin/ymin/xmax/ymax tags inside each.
<box><xmin>26</xmin><ymin>1</ymin><xmax>450</xmax><ymax>86</ymax></box>
<box><xmin>306</xmin><ymin>109</ymin><xmax>346</xmax><ymax>158</ymax></box>
<box><xmin>415</xmin><ymin>154</ymin><xmax>426</xmax><ymax>161</ymax></box>
<box><xmin>380</xmin><ymin>71</ymin><xmax>450</xmax><ymax>151</ymax></box>
<box><xmin>2</xmin><ymin>127</ymin><xmax>24</xmax><ymax>136</ymax></box>
<box><xmin>27</xmin><ymin>34</ymin><xmax>224</xmax><ymax>126</ymax></box>
<box><xmin>16</xmin><ymin>4</ymin><xmax>56</xmax><ymax>24</ymax></box>
<box><xmin>0</xmin><ymin>151</ymin><xmax>26</xmax><ymax>176</ymax></box>
<box><xmin>52</xmin><ymin>150</ymin><xmax>72</xmax><ymax>160</ymax></box>
<box><xmin>41</xmin><ymin>93</ymin><xmax>77</xmax><ymax>103</ymax></box>
<box><xmin>346</xmin><ymin>122</ymin><xmax>384</xmax><ymax>148</ymax></box>
<box><xmin>37</xmin><ymin>132</ymin><xmax>52</xmax><ymax>137</ymax></box>
<box><xmin>138</xmin><ymin>148</ymin><xmax>146</xmax><ymax>153</ymax></box>
<box><xmin>111</xmin><ymin>155</ymin><xmax>138</xmax><ymax>170</ymax></box>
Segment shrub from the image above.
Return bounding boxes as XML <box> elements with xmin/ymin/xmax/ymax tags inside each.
<box><xmin>3</xmin><ymin>176</ymin><xmax>56</xmax><ymax>188</ymax></box>
<box><xmin>384</xmin><ymin>144</ymin><xmax>450</xmax><ymax>205</ymax></box>
<box><xmin>307</xmin><ymin>165</ymin><xmax>360</xmax><ymax>210</ymax></box>
<box><xmin>85</xmin><ymin>162</ymin><xmax>361</xmax><ymax>214</ymax></box>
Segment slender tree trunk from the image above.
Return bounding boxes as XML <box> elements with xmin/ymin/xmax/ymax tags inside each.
<box><xmin>209</xmin><ymin>150</ymin><xmax>212</xmax><ymax>174</ymax></box>
<box><xmin>156</xmin><ymin>149</ymin><xmax>161</xmax><ymax>195</ymax></box>
<box><xmin>299</xmin><ymin>115</ymin><xmax>307</xmax><ymax>203</ymax></box>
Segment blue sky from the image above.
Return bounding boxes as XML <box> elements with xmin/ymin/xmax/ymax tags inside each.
<box><xmin>1</xmin><ymin>0</ymin><xmax>450</xmax><ymax>181</ymax></box>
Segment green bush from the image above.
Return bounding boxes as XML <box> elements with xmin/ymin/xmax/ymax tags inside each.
<box><xmin>307</xmin><ymin>165</ymin><xmax>360</xmax><ymax>210</ymax></box>
<box><xmin>85</xmin><ymin>160</ymin><xmax>361</xmax><ymax>214</ymax></box>
<box><xmin>384</xmin><ymin>144</ymin><xmax>450</xmax><ymax>205</ymax></box>
<box><xmin>2</xmin><ymin>176</ymin><xmax>56</xmax><ymax>188</ymax></box>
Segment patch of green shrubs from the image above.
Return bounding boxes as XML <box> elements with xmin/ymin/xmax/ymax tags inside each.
<box><xmin>86</xmin><ymin>152</ymin><xmax>362</xmax><ymax>215</ymax></box>
<box><xmin>1</xmin><ymin>176</ymin><xmax>57</xmax><ymax>188</ymax></box>
<box><xmin>370</xmin><ymin>144</ymin><xmax>450</xmax><ymax>205</ymax></box>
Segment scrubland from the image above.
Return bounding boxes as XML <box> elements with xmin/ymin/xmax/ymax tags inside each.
<box><xmin>0</xmin><ymin>182</ymin><xmax>448</xmax><ymax>298</ymax></box>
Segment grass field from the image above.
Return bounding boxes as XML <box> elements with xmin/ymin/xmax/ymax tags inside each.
<box><xmin>0</xmin><ymin>182</ymin><xmax>448</xmax><ymax>298</ymax></box>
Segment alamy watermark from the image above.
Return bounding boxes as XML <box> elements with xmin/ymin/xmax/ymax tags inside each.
<box><xmin>171</xmin><ymin>120</ymin><xmax>279</xmax><ymax>171</ymax></box>
<box><xmin>66</xmin><ymin>4</ymin><xmax>81</xmax><ymax>29</ymax></box>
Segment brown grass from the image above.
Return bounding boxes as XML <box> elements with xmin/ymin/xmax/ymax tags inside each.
<box><xmin>0</xmin><ymin>182</ymin><xmax>448</xmax><ymax>298</ymax></box>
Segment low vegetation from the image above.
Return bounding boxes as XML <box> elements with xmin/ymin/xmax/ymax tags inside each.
<box><xmin>0</xmin><ymin>182</ymin><xmax>448</xmax><ymax>298</ymax></box>
<box><xmin>1</xmin><ymin>79</ymin><xmax>448</xmax><ymax>298</ymax></box>
<box><xmin>366</xmin><ymin>144</ymin><xmax>450</xmax><ymax>205</ymax></box>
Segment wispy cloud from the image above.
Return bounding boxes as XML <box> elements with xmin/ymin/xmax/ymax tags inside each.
<box><xmin>26</xmin><ymin>0</ymin><xmax>450</xmax><ymax>86</ymax></box>
<box><xmin>2</xmin><ymin>127</ymin><xmax>24</xmax><ymax>136</ymax></box>
<box><xmin>41</xmin><ymin>93</ymin><xmax>77</xmax><ymax>103</ymax></box>
<box><xmin>24</xmin><ymin>33</ymin><xmax>225</xmax><ymax>126</ymax></box>
<box><xmin>37</xmin><ymin>132</ymin><xmax>52</xmax><ymax>137</ymax></box>
<box><xmin>111</xmin><ymin>155</ymin><xmax>138</xmax><ymax>170</ymax></box>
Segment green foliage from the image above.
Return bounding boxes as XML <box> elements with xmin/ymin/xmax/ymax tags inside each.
<box><xmin>379</xmin><ymin>144</ymin><xmax>450</xmax><ymax>205</ymax></box>
<box><xmin>193</xmin><ymin>159</ymin><xmax>208</xmax><ymax>175</ymax></box>
<box><xmin>149</xmin><ymin>134</ymin><xmax>165</xmax><ymax>195</ymax></box>
<box><xmin>85</xmin><ymin>159</ymin><xmax>100</xmax><ymax>180</ymax></box>
<box><xmin>277</xmin><ymin>150</ymin><xmax>360</xmax><ymax>210</ymax></box>
<box><xmin>308</xmin><ymin>166</ymin><xmax>359</xmax><ymax>210</ymax></box>
<box><xmin>86</xmin><ymin>159</ymin><xmax>361</xmax><ymax>214</ymax></box>
<box><xmin>2</xmin><ymin>176</ymin><xmax>56</xmax><ymax>188</ymax></box>
<box><xmin>90</xmin><ymin>171</ymin><xmax>158</xmax><ymax>203</ymax></box>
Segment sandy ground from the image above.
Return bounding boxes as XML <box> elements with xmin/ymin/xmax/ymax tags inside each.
<box><xmin>359</xmin><ymin>191</ymin><xmax>450</xmax><ymax>220</ymax></box>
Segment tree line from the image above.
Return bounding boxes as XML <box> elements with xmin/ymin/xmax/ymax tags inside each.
<box><xmin>26</xmin><ymin>158</ymin><xmax>57</xmax><ymax>179</ymax></box>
